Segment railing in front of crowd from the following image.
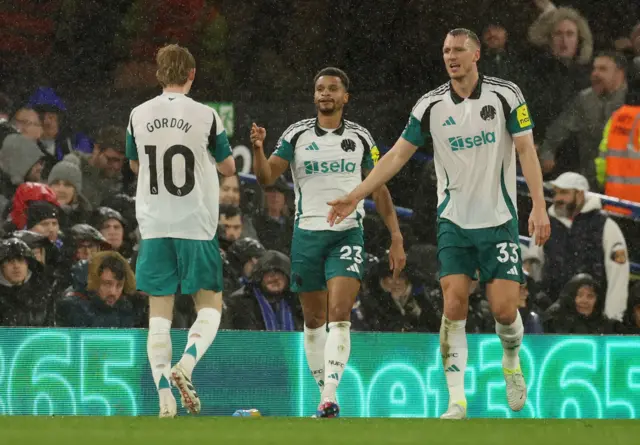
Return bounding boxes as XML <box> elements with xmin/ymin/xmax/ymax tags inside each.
<box><xmin>238</xmin><ymin>173</ymin><xmax>640</xmax><ymax>277</ymax></box>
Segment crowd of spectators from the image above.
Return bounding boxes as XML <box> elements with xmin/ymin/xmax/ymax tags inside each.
<box><xmin>0</xmin><ymin>0</ymin><xmax>638</xmax><ymax>335</ymax></box>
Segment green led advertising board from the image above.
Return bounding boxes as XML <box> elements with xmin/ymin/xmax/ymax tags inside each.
<box><xmin>0</xmin><ymin>328</ymin><xmax>638</xmax><ymax>418</ymax></box>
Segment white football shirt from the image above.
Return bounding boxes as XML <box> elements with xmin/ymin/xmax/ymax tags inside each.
<box><xmin>273</xmin><ymin>118</ymin><xmax>378</xmax><ymax>231</ymax></box>
<box><xmin>402</xmin><ymin>75</ymin><xmax>534</xmax><ymax>229</ymax></box>
<box><xmin>126</xmin><ymin>92</ymin><xmax>232</xmax><ymax>240</ymax></box>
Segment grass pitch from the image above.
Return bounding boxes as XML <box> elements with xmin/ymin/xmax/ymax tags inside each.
<box><xmin>1</xmin><ymin>417</ymin><xmax>638</xmax><ymax>445</ymax></box>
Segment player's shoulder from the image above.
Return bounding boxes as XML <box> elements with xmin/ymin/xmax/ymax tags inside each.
<box><xmin>280</xmin><ymin>118</ymin><xmax>315</xmax><ymax>141</ymax></box>
<box><xmin>129</xmin><ymin>97</ymin><xmax>157</xmax><ymax>119</ymax></box>
<box><xmin>411</xmin><ymin>82</ymin><xmax>451</xmax><ymax>116</ymax></box>
<box><xmin>344</xmin><ymin>119</ymin><xmax>375</xmax><ymax>142</ymax></box>
<box><xmin>482</xmin><ymin>75</ymin><xmax>525</xmax><ymax>101</ymax></box>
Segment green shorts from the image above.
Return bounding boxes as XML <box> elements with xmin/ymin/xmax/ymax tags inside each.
<box><xmin>290</xmin><ymin>226</ymin><xmax>365</xmax><ymax>293</ymax></box>
<box><xmin>437</xmin><ymin>218</ymin><xmax>523</xmax><ymax>284</ymax></box>
<box><xmin>136</xmin><ymin>237</ymin><xmax>223</xmax><ymax>296</ymax></box>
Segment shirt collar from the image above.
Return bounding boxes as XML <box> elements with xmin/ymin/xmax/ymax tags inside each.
<box><xmin>450</xmin><ymin>74</ymin><xmax>483</xmax><ymax>104</ymax></box>
<box><xmin>314</xmin><ymin>118</ymin><xmax>346</xmax><ymax>136</ymax></box>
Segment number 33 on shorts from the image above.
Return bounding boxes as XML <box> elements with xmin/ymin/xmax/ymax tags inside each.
<box><xmin>496</xmin><ymin>242</ymin><xmax>519</xmax><ymax>264</ymax></box>
<box><xmin>494</xmin><ymin>241</ymin><xmax>522</xmax><ymax>280</ymax></box>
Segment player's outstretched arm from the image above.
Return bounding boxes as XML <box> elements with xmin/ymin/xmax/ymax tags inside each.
<box><xmin>250</xmin><ymin>123</ymin><xmax>289</xmax><ymax>186</ymax></box>
<box><xmin>129</xmin><ymin>160</ymin><xmax>139</xmax><ymax>175</ymax></box>
<box><xmin>514</xmin><ymin>132</ymin><xmax>551</xmax><ymax>246</ymax></box>
<box><xmin>327</xmin><ymin>137</ymin><xmax>417</xmax><ymax>226</ymax></box>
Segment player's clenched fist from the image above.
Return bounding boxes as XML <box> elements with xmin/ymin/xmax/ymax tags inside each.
<box><xmin>250</xmin><ymin>123</ymin><xmax>266</xmax><ymax>150</ymax></box>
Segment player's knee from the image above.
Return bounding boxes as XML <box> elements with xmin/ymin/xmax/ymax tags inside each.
<box><xmin>491</xmin><ymin>300</ymin><xmax>518</xmax><ymax>325</ymax></box>
<box><xmin>304</xmin><ymin>314</ymin><xmax>326</xmax><ymax>329</ymax></box>
<box><xmin>193</xmin><ymin>290</ymin><xmax>222</xmax><ymax>312</ymax></box>
<box><xmin>149</xmin><ymin>296</ymin><xmax>175</xmax><ymax>320</ymax></box>
<box><xmin>442</xmin><ymin>293</ymin><xmax>468</xmax><ymax>320</ymax></box>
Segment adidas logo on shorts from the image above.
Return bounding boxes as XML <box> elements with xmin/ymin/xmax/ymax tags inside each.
<box><xmin>507</xmin><ymin>266</ymin><xmax>518</xmax><ymax>276</ymax></box>
<box><xmin>346</xmin><ymin>263</ymin><xmax>360</xmax><ymax>273</ymax></box>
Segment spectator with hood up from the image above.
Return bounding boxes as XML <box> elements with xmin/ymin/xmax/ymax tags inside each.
<box><xmin>224</xmin><ymin>250</ymin><xmax>303</xmax><ymax>331</ymax></box>
<box><xmin>68</xmin><ymin>224</ymin><xmax>112</xmax><ymax>262</ymax></box>
<box><xmin>5</xmin><ymin>182</ymin><xmax>59</xmax><ymax>232</ymax></box>
<box><xmin>48</xmin><ymin>154</ymin><xmax>92</xmax><ymax>228</ymax></box>
<box><xmin>56</xmin><ymin>251</ymin><xmax>143</xmax><ymax>328</ymax></box>
<box><xmin>6</xmin><ymin>230</ymin><xmax>52</xmax><ymax>266</ymax></box>
<box><xmin>0</xmin><ymin>237</ymin><xmax>51</xmax><ymax>326</ymax></box>
<box><xmin>527</xmin><ymin>172</ymin><xmax>629</xmax><ymax>321</ymax></box>
<box><xmin>27</xmin><ymin>87</ymin><xmax>93</xmax><ymax>160</ymax></box>
<box><xmin>225</xmin><ymin>237</ymin><xmax>266</xmax><ymax>295</ymax></box>
<box><xmin>544</xmin><ymin>273</ymin><xmax>615</xmax><ymax>334</ymax></box>
<box><xmin>92</xmin><ymin>207</ymin><xmax>130</xmax><ymax>258</ymax></box>
<box><xmin>0</xmin><ymin>134</ymin><xmax>44</xmax><ymax>215</ymax></box>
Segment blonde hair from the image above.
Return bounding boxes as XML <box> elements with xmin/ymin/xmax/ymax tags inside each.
<box><xmin>155</xmin><ymin>44</ymin><xmax>196</xmax><ymax>88</ymax></box>
<box><xmin>528</xmin><ymin>7</ymin><xmax>593</xmax><ymax>65</ymax></box>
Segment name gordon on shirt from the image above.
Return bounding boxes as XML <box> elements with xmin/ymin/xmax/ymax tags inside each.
<box><xmin>146</xmin><ymin>118</ymin><xmax>193</xmax><ymax>134</ymax></box>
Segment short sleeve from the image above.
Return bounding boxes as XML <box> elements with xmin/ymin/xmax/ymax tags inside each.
<box><xmin>354</xmin><ymin>126</ymin><xmax>377</xmax><ymax>170</ymax></box>
<box><xmin>125</xmin><ymin>112</ymin><xmax>138</xmax><ymax>161</ymax></box>
<box><xmin>273</xmin><ymin>135</ymin><xmax>294</xmax><ymax>162</ymax></box>
<box><xmin>401</xmin><ymin>95</ymin><xmax>433</xmax><ymax>147</ymax></box>
<box><xmin>401</xmin><ymin>114</ymin><xmax>426</xmax><ymax>147</ymax></box>
<box><xmin>207</xmin><ymin>109</ymin><xmax>232</xmax><ymax>162</ymax></box>
<box><xmin>503</xmin><ymin>82</ymin><xmax>535</xmax><ymax>135</ymax></box>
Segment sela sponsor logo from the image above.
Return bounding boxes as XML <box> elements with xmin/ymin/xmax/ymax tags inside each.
<box><xmin>304</xmin><ymin>159</ymin><xmax>357</xmax><ymax>174</ymax></box>
<box><xmin>448</xmin><ymin>131</ymin><xmax>496</xmax><ymax>151</ymax></box>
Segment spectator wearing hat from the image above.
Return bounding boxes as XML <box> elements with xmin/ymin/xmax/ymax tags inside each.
<box><xmin>0</xmin><ymin>237</ymin><xmax>51</xmax><ymax>326</ymax></box>
<box><xmin>225</xmin><ymin>237</ymin><xmax>266</xmax><ymax>296</ymax></box>
<box><xmin>223</xmin><ymin>250</ymin><xmax>303</xmax><ymax>331</ymax></box>
<box><xmin>527</xmin><ymin>172</ymin><xmax>629</xmax><ymax>321</ymax></box>
<box><xmin>0</xmin><ymin>134</ymin><xmax>45</xmax><ymax>215</ymax></box>
<box><xmin>48</xmin><ymin>154</ymin><xmax>92</xmax><ymax>228</ymax></box>
<box><xmin>26</xmin><ymin>200</ymin><xmax>61</xmax><ymax>245</ymax></box>
<box><xmin>252</xmin><ymin>175</ymin><xmax>293</xmax><ymax>254</ymax></box>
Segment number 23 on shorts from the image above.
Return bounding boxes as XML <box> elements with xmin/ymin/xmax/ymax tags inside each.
<box><xmin>496</xmin><ymin>242</ymin><xmax>519</xmax><ymax>264</ymax></box>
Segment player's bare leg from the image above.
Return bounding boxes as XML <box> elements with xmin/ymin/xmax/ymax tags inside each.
<box><xmin>148</xmin><ymin>295</ymin><xmax>177</xmax><ymax>418</ymax></box>
<box><xmin>439</xmin><ymin>275</ymin><xmax>471</xmax><ymax>420</ymax></box>
<box><xmin>172</xmin><ymin>289</ymin><xmax>223</xmax><ymax>415</ymax></box>
<box><xmin>300</xmin><ymin>290</ymin><xmax>329</xmax><ymax>399</ymax></box>
<box><xmin>314</xmin><ymin>276</ymin><xmax>360</xmax><ymax>418</ymax></box>
<box><xmin>487</xmin><ymin>279</ymin><xmax>526</xmax><ymax>412</ymax></box>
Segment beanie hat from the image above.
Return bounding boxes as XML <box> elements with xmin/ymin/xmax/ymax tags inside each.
<box><xmin>48</xmin><ymin>154</ymin><xmax>82</xmax><ymax>192</ymax></box>
<box><xmin>26</xmin><ymin>200</ymin><xmax>60</xmax><ymax>229</ymax></box>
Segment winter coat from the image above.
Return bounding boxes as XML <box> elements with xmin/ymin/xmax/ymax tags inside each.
<box><xmin>56</xmin><ymin>291</ymin><xmax>139</xmax><ymax>328</ymax></box>
<box><xmin>0</xmin><ymin>268</ymin><xmax>51</xmax><ymax>326</ymax></box>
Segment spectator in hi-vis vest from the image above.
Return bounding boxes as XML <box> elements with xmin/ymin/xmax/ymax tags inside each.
<box><xmin>597</xmin><ymin>77</ymin><xmax>640</xmax><ymax>215</ymax></box>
